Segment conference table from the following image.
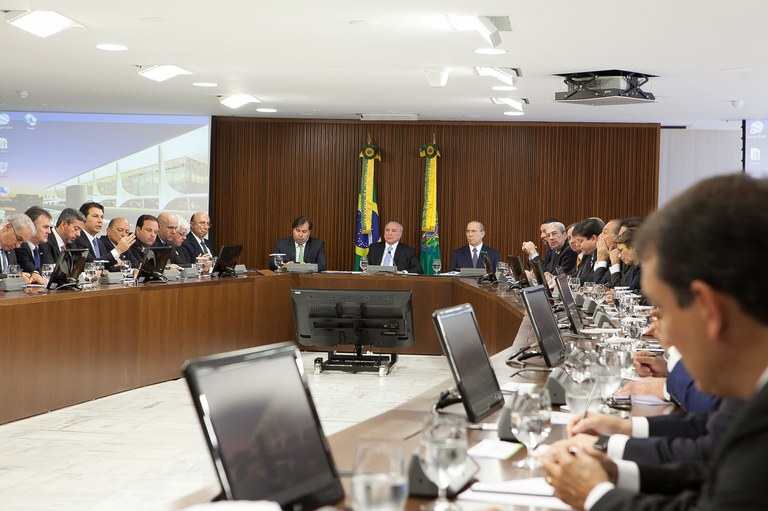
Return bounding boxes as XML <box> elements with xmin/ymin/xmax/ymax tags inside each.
<box><xmin>0</xmin><ymin>271</ymin><xmax>525</xmax><ymax>425</ymax></box>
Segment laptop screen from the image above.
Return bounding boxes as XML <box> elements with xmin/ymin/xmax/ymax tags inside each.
<box><xmin>555</xmin><ymin>273</ymin><xmax>584</xmax><ymax>333</ymax></box>
<box><xmin>432</xmin><ymin>304</ymin><xmax>504</xmax><ymax>423</ymax></box>
<box><xmin>522</xmin><ymin>285</ymin><xmax>565</xmax><ymax>367</ymax></box>
<box><xmin>183</xmin><ymin>343</ymin><xmax>344</xmax><ymax>508</ymax></box>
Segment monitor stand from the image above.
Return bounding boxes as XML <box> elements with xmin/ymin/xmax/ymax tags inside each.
<box><xmin>313</xmin><ymin>345</ymin><xmax>398</xmax><ymax>376</ymax></box>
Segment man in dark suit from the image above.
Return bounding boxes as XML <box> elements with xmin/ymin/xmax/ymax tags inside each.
<box><xmin>73</xmin><ymin>202</ymin><xmax>108</xmax><ymax>263</ymax></box>
<box><xmin>1</xmin><ymin>212</ymin><xmax>41</xmax><ymax>283</ymax></box>
<box><xmin>128</xmin><ymin>214</ymin><xmax>159</xmax><ymax>267</ymax></box>
<box><xmin>153</xmin><ymin>211</ymin><xmax>188</xmax><ymax>265</ymax></box>
<box><xmin>270</xmin><ymin>215</ymin><xmax>327</xmax><ymax>272</ymax></box>
<box><xmin>43</xmin><ymin>208</ymin><xmax>85</xmax><ymax>265</ymax></box>
<box><xmin>99</xmin><ymin>217</ymin><xmax>138</xmax><ymax>269</ymax></box>
<box><xmin>522</xmin><ymin>221</ymin><xmax>577</xmax><ymax>275</ymax></box>
<box><xmin>570</xmin><ymin>218</ymin><xmax>602</xmax><ymax>283</ymax></box>
<box><xmin>542</xmin><ymin>174</ymin><xmax>768</xmax><ymax>510</ymax></box>
<box><xmin>366</xmin><ymin>221</ymin><xmax>422</xmax><ymax>273</ymax></box>
<box><xmin>180</xmin><ymin>211</ymin><xmax>214</xmax><ymax>263</ymax></box>
<box><xmin>449</xmin><ymin>220</ymin><xmax>500</xmax><ymax>271</ymax></box>
<box><xmin>15</xmin><ymin>206</ymin><xmax>54</xmax><ymax>275</ymax></box>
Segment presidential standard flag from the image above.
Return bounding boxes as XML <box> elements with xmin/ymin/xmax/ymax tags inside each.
<box><xmin>354</xmin><ymin>143</ymin><xmax>381</xmax><ymax>270</ymax></box>
<box><xmin>419</xmin><ymin>142</ymin><xmax>441</xmax><ymax>275</ymax></box>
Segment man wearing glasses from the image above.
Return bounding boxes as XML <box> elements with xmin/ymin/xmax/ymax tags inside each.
<box><xmin>449</xmin><ymin>220</ymin><xmax>500</xmax><ymax>271</ymax></box>
<box><xmin>180</xmin><ymin>211</ymin><xmax>214</xmax><ymax>263</ymax></box>
<box><xmin>1</xmin><ymin>213</ymin><xmax>35</xmax><ymax>278</ymax></box>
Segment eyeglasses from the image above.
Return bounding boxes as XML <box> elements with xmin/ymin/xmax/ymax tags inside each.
<box><xmin>192</xmin><ymin>221</ymin><xmax>211</xmax><ymax>227</ymax></box>
<box><xmin>9</xmin><ymin>223</ymin><xmax>23</xmax><ymax>243</ymax></box>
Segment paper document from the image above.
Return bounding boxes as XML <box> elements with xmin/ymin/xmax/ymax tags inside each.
<box><xmin>459</xmin><ymin>477</ymin><xmax>569</xmax><ymax>510</ymax></box>
<box><xmin>467</xmin><ymin>439</ymin><xmax>523</xmax><ymax>459</ymax></box>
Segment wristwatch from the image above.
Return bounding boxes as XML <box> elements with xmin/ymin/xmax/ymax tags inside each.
<box><xmin>593</xmin><ymin>435</ymin><xmax>610</xmax><ymax>452</ymax></box>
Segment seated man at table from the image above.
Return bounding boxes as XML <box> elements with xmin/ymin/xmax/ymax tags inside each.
<box><xmin>570</xmin><ymin>218</ymin><xmax>602</xmax><ymax>283</ymax></box>
<box><xmin>449</xmin><ymin>220</ymin><xmax>499</xmax><ymax>271</ymax></box>
<box><xmin>169</xmin><ymin>217</ymin><xmax>192</xmax><ymax>266</ymax></box>
<box><xmin>1</xmin><ymin>213</ymin><xmax>40</xmax><ymax>283</ymax></box>
<box><xmin>180</xmin><ymin>211</ymin><xmax>214</xmax><ymax>263</ymax></box>
<box><xmin>522</xmin><ymin>221</ymin><xmax>576</xmax><ymax>275</ymax></box>
<box><xmin>366</xmin><ymin>221</ymin><xmax>422</xmax><ymax>273</ymax></box>
<box><xmin>99</xmin><ymin>217</ymin><xmax>138</xmax><ymax>269</ymax></box>
<box><xmin>542</xmin><ymin>174</ymin><xmax>768</xmax><ymax>511</ymax></box>
<box><xmin>270</xmin><ymin>215</ymin><xmax>327</xmax><ymax>272</ymax></box>
<box><xmin>74</xmin><ymin>202</ymin><xmax>108</xmax><ymax>262</ymax></box>
<box><xmin>42</xmin><ymin>208</ymin><xmax>85</xmax><ymax>264</ymax></box>
<box><xmin>15</xmin><ymin>206</ymin><xmax>53</xmax><ymax>275</ymax></box>
<box><xmin>154</xmin><ymin>212</ymin><xmax>188</xmax><ymax>266</ymax></box>
<box><xmin>129</xmin><ymin>214</ymin><xmax>159</xmax><ymax>266</ymax></box>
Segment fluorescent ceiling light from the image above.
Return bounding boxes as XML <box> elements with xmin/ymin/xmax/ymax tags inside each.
<box><xmin>445</xmin><ymin>15</ymin><xmax>501</xmax><ymax>47</ymax></box>
<box><xmin>492</xmin><ymin>97</ymin><xmax>524</xmax><ymax>111</ymax></box>
<box><xmin>503</xmin><ymin>111</ymin><xmax>525</xmax><ymax>116</ymax></box>
<box><xmin>492</xmin><ymin>85</ymin><xmax>517</xmax><ymax>91</ymax></box>
<box><xmin>220</xmin><ymin>94</ymin><xmax>260</xmax><ymax>109</ymax></box>
<box><xmin>474</xmin><ymin>48</ymin><xmax>506</xmax><ymax>55</ymax></box>
<box><xmin>256</xmin><ymin>107</ymin><xmax>277</xmax><ymax>113</ymax></box>
<box><xmin>473</xmin><ymin>67</ymin><xmax>518</xmax><ymax>86</ymax></box>
<box><xmin>5</xmin><ymin>10</ymin><xmax>84</xmax><ymax>38</ymax></box>
<box><xmin>359</xmin><ymin>113</ymin><xmax>419</xmax><ymax>121</ymax></box>
<box><xmin>193</xmin><ymin>82</ymin><xmax>218</xmax><ymax>88</ymax></box>
<box><xmin>96</xmin><ymin>44</ymin><xmax>127</xmax><ymax>51</ymax></box>
<box><xmin>138</xmin><ymin>65</ymin><xmax>192</xmax><ymax>82</ymax></box>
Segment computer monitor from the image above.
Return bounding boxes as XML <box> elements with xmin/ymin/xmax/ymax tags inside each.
<box><xmin>136</xmin><ymin>246</ymin><xmax>173</xmax><ymax>283</ymax></box>
<box><xmin>182</xmin><ymin>342</ymin><xmax>344</xmax><ymax>507</ymax></box>
<box><xmin>212</xmin><ymin>244</ymin><xmax>242</xmax><ymax>277</ymax></box>
<box><xmin>46</xmin><ymin>248</ymin><xmax>89</xmax><ymax>290</ymax></box>
<box><xmin>521</xmin><ymin>285</ymin><xmax>565</xmax><ymax>367</ymax></box>
<box><xmin>290</xmin><ymin>288</ymin><xmax>414</xmax><ymax>374</ymax></box>
<box><xmin>555</xmin><ymin>273</ymin><xmax>584</xmax><ymax>333</ymax></box>
<box><xmin>507</xmin><ymin>254</ymin><xmax>529</xmax><ymax>286</ymax></box>
<box><xmin>530</xmin><ymin>259</ymin><xmax>552</xmax><ymax>300</ymax></box>
<box><xmin>432</xmin><ymin>304</ymin><xmax>504</xmax><ymax>423</ymax></box>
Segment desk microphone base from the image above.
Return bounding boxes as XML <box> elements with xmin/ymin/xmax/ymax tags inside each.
<box><xmin>313</xmin><ymin>348</ymin><xmax>398</xmax><ymax>376</ymax></box>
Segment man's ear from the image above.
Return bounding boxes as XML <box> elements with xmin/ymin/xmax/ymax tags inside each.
<box><xmin>689</xmin><ymin>280</ymin><xmax>726</xmax><ymax>344</ymax></box>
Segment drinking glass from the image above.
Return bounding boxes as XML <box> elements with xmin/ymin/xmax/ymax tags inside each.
<box><xmin>209</xmin><ymin>257</ymin><xmax>218</xmax><ymax>274</ymax></box>
<box><xmin>196</xmin><ymin>255</ymin><xmax>208</xmax><ymax>276</ymax></box>
<box><xmin>432</xmin><ymin>259</ymin><xmax>442</xmax><ymax>275</ymax></box>
<box><xmin>563</xmin><ymin>340</ymin><xmax>596</xmax><ymax>383</ymax></box>
<box><xmin>495</xmin><ymin>261</ymin><xmax>508</xmax><ymax>280</ymax></box>
<box><xmin>565</xmin><ymin>379</ymin><xmax>600</xmax><ymax>417</ymax></box>
<box><xmin>272</xmin><ymin>253</ymin><xmax>284</xmax><ymax>273</ymax></box>
<box><xmin>7</xmin><ymin>264</ymin><xmax>21</xmax><ymax>278</ymax></box>
<box><xmin>83</xmin><ymin>262</ymin><xmax>98</xmax><ymax>289</ymax></box>
<box><xmin>593</xmin><ymin>284</ymin><xmax>606</xmax><ymax>305</ymax></box>
<box><xmin>360</xmin><ymin>257</ymin><xmax>369</xmax><ymax>273</ymax></box>
<box><xmin>594</xmin><ymin>350</ymin><xmax>622</xmax><ymax>413</ymax></box>
<box><xmin>507</xmin><ymin>389</ymin><xmax>552</xmax><ymax>469</ymax></box>
<box><xmin>583</xmin><ymin>281</ymin><xmax>595</xmax><ymax>299</ymax></box>
<box><xmin>568</xmin><ymin>277</ymin><xmax>580</xmax><ymax>293</ymax></box>
<box><xmin>418</xmin><ymin>417</ymin><xmax>467</xmax><ymax>511</ymax></box>
<box><xmin>120</xmin><ymin>260</ymin><xmax>133</xmax><ymax>283</ymax></box>
<box><xmin>351</xmin><ymin>443</ymin><xmax>408</xmax><ymax>511</ymax></box>
<box><xmin>41</xmin><ymin>263</ymin><xmax>55</xmax><ymax>281</ymax></box>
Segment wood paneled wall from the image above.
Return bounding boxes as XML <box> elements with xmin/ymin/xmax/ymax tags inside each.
<box><xmin>211</xmin><ymin>118</ymin><xmax>659</xmax><ymax>270</ymax></box>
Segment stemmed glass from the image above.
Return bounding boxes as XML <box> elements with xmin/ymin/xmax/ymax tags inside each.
<box><xmin>593</xmin><ymin>350</ymin><xmax>622</xmax><ymax>413</ymax></box>
<box><xmin>568</xmin><ymin>277</ymin><xmax>580</xmax><ymax>294</ymax></box>
<box><xmin>360</xmin><ymin>257</ymin><xmax>369</xmax><ymax>273</ymax></box>
<box><xmin>583</xmin><ymin>281</ymin><xmax>596</xmax><ymax>299</ymax></box>
<box><xmin>432</xmin><ymin>259</ymin><xmax>441</xmax><ymax>275</ymax></box>
<box><xmin>508</xmin><ymin>389</ymin><xmax>552</xmax><ymax>469</ymax></box>
<box><xmin>592</xmin><ymin>284</ymin><xmax>606</xmax><ymax>306</ymax></box>
<box><xmin>418</xmin><ymin>417</ymin><xmax>467</xmax><ymax>511</ymax></box>
<box><xmin>563</xmin><ymin>339</ymin><xmax>596</xmax><ymax>384</ymax></box>
<box><xmin>351</xmin><ymin>443</ymin><xmax>408</xmax><ymax>511</ymax></box>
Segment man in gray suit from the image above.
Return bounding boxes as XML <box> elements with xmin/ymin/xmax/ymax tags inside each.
<box><xmin>543</xmin><ymin>174</ymin><xmax>768</xmax><ymax>510</ymax></box>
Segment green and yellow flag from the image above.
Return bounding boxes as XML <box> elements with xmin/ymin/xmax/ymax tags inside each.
<box><xmin>419</xmin><ymin>142</ymin><xmax>441</xmax><ymax>274</ymax></box>
<box><xmin>354</xmin><ymin>142</ymin><xmax>381</xmax><ymax>270</ymax></box>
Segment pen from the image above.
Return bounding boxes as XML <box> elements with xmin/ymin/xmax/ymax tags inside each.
<box><xmin>577</xmin><ymin>381</ymin><xmax>598</xmax><ymax>423</ymax></box>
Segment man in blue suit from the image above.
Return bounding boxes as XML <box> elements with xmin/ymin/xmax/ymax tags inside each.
<box><xmin>449</xmin><ymin>220</ymin><xmax>499</xmax><ymax>272</ymax></box>
<box><xmin>270</xmin><ymin>215</ymin><xmax>326</xmax><ymax>272</ymax></box>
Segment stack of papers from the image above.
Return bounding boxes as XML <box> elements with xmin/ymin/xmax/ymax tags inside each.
<box><xmin>458</xmin><ymin>477</ymin><xmax>570</xmax><ymax>509</ymax></box>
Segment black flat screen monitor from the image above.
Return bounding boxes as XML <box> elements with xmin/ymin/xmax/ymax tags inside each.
<box><xmin>521</xmin><ymin>285</ymin><xmax>565</xmax><ymax>367</ymax></box>
<box><xmin>182</xmin><ymin>342</ymin><xmax>344</xmax><ymax>507</ymax></box>
<box><xmin>212</xmin><ymin>244</ymin><xmax>242</xmax><ymax>277</ymax></box>
<box><xmin>432</xmin><ymin>304</ymin><xmax>504</xmax><ymax>423</ymax></box>
<box><xmin>136</xmin><ymin>246</ymin><xmax>173</xmax><ymax>283</ymax></box>
<box><xmin>555</xmin><ymin>273</ymin><xmax>584</xmax><ymax>333</ymax></box>
<box><xmin>46</xmin><ymin>248</ymin><xmax>89</xmax><ymax>290</ymax></box>
<box><xmin>507</xmin><ymin>254</ymin><xmax>529</xmax><ymax>286</ymax></box>
<box><xmin>290</xmin><ymin>289</ymin><xmax>414</xmax><ymax>349</ymax></box>
<box><xmin>530</xmin><ymin>259</ymin><xmax>553</xmax><ymax>300</ymax></box>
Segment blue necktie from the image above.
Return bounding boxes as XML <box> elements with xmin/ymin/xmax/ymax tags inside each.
<box><xmin>33</xmin><ymin>246</ymin><xmax>41</xmax><ymax>268</ymax></box>
<box><xmin>383</xmin><ymin>247</ymin><xmax>393</xmax><ymax>266</ymax></box>
<box><xmin>92</xmin><ymin>238</ymin><xmax>101</xmax><ymax>258</ymax></box>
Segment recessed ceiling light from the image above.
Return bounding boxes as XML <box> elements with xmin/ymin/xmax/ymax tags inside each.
<box><xmin>192</xmin><ymin>82</ymin><xmax>218</xmax><ymax>88</ymax></box>
<box><xmin>492</xmin><ymin>97</ymin><xmax>524</xmax><ymax>110</ymax></box>
<box><xmin>96</xmin><ymin>44</ymin><xmax>128</xmax><ymax>51</ymax></box>
<box><xmin>491</xmin><ymin>85</ymin><xmax>517</xmax><ymax>91</ymax></box>
<box><xmin>256</xmin><ymin>108</ymin><xmax>278</xmax><ymax>113</ymax></box>
<box><xmin>349</xmin><ymin>20</ymin><xmax>383</xmax><ymax>26</ymax></box>
<box><xmin>219</xmin><ymin>94</ymin><xmax>260</xmax><ymax>109</ymax></box>
<box><xmin>445</xmin><ymin>15</ymin><xmax>501</xmax><ymax>47</ymax></box>
<box><xmin>474</xmin><ymin>48</ymin><xmax>507</xmax><ymax>55</ymax></box>
<box><xmin>473</xmin><ymin>67</ymin><xmax>518</xmax><ymax>86</ymax></box>
<box><xmin>138</xmin><ymin>65</ymin><xmax>192</xmax><ymax>82</ymax></box>
<box><xmin>141</xmin><ymin>17</ymin><xmax>173</xmax><ymax>23</ymax></box>
<box><xmin>5</xmin><ymin>10</ymin><xmax>84</xmax><ymax>38</ymax></box>
<box><xmin>503</xmin><ymin>110</ymin><xmax>525</xmax><ymax>116</ymax></box>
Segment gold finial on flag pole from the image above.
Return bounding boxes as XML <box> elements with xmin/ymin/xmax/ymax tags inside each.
<box><xmin>432</xmin><ymin>132</ymin><xmax>436</xmax><ymax>144</ymax></box>
<box><xmin>367</xmin><ymin>133</ymin><xmax>372</xmax><ymax>145</ymax></box>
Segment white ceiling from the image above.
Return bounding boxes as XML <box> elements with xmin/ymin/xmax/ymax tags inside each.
<box><xmin>2</xmin><ymin>0</ymin><xmax>766</xmax><ymax>129</ymax></box>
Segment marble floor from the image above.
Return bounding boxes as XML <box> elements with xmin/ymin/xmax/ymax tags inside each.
<box><xmin>0</xmin><ymin>353</ymin><xmax>451</xmax><ymax>511</ymax></box>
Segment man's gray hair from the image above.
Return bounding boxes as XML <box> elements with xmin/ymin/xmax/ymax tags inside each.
<box><xmin>2</xmin><ymin>213</ymin><xmax>36</xmax><ymax>236</ymax></box>
<box><xmin>547</xmin><ymin>221</ymin><xmax>566</xmax><ymax>234</ymax></box>
<box><xmin>176</xmin><ymin>217</ymin><xmax>190</xmax><ymax>233</ymax></box>
<box><xmin>386</xmin><ymin>221</ymin><xmax>403</xmax><ymax>233</ymax></box>
<box><xmin>56</xmin><ymin>208</ymin><xmax>86</xmax><ymax>227</ymax></box>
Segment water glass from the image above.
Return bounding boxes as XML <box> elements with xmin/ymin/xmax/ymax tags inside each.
<box><xmin>507</xmin><ymin>389</ymin><xmax>552</xmax><ymax>469</ymax></box>
<box><xmin>7</xmin><ymin>264</ymin><xmax>21</xmax><ymax>278</ymax></box>
<box><xmin>568</xmin><ymin>277</ymin><xmax>580</xmax><ymax>293</ymax></box>
<box><xmin>594</xmin><ymin>350</ymin><xmax>622</xmax><ymax>412</ymax></box>
<box><xmin>360</xmin><ymin>257</ymin><xmax>369</xmax><ymax>273</ymax></box>
<box><xmin>351</xmin><ymin>443</ymin><xmax>408</xmax><ymax>511</ymax></box>
<box><xmin>41</xmin><ymin>263</ymin><xmax>55</xmax><ymax>281</ymax></box>
<box><xmin>418</xmin><ymin>417</ymin><xmax>467</xmax><ymax>511</ymax></box>
<box><xmin>565</xmin><ymin>379</ymin><xmax>600</xmax><ymax>417</ymax></box>
<box><xmin>272</xmin><ymin>253</ymin><xmax>284</xmax><ymax>273</ymax></box>
<box><xmin>83</xmin><ymin>262</ymin><xmax>98</xmax><ymax>289</ymax></box>
<box><xmin>592</xmin><ymin>284</ymin><xmax>606</xmax><ymax>305</ymax></box>
<box><xmin>196</xmin><ymin>255</ymin><xmax>208</xmax><ymax>276</ymax></box>
<box><xmin>563</xmin><ymin>340</ymin><xmax>596</xmax><ymax>383</ymax></box>
<box><xmin>432</xmin><ymin>259</ymin><xmax>441</xmax><ymax>275</ymax></box>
